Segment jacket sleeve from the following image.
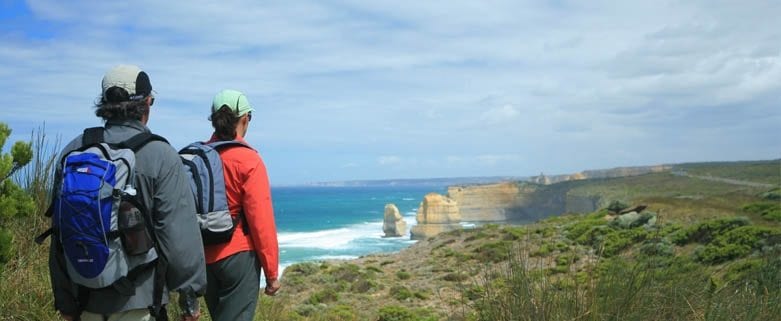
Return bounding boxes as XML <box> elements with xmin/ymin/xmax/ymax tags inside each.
<box><xmin>242</xmin><ymin>156</ymin><xmax>279</xmax><ymax>280</ymax></box>
<box><xmin>151</xmin><ymin>148</ymin><xmax>207</xmax><ymax>295</ymax></box>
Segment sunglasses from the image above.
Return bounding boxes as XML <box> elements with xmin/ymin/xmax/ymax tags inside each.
<box><xmin>247</xmin><ymin>112</ymin><xmax>252</xmax><ymax>122</ymax></box>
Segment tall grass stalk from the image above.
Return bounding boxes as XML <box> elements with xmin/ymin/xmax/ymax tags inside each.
<box><xmin>469</xmin><ymin>240</ymin><xmax>781</xmax><ymax>321</ymax></box>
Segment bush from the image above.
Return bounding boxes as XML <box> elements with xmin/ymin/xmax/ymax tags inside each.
<box><xmin>695</xmin><ymin>226</ymin><xmax>781</xmax><ymax>264</ymax></box>
<box><xmin>474</xmin><ymin>241</ymin><xmax>512</xmax><ymax>263</ymax></box>
<box><xmin>743</xmin><ymin>202</ymin><xmax>781</xmax><ymax>222</ymax></box>
<box><xmin>670</xmin><ymin>217</ymin><xmax>750</xmax><ymax>245</ymax></box>
<box><xmin>601</xmin><ymin>228</ymin><xmax>648</xmax><ymax>257</ymax></box>
<box><xmin>378</xmin><ymin>306</ymin><xmax>416</xmax><ymax>321</ymax></box>
<box><xmin>396</xmin><ymin>270</ymin><xmax>411</xmax><ymax>280</ymax></box>
<box><xmin>607</xmin><ymin>200</ymin><xmax>630</xmax><ymax>213</ymax></box>
<box><xmin>0</xmin><ymin>123</ymin><xmax>34</xmax><ymax>273</ymax></box>
<box><xmin>377</xmin><ymin>306</ymin><xmax>438</xmax><ymax>321</ymax></box>
<box><xmin>760</xmin><ymin>187</ymin><xmax>781</xmax><ymax>201</ymax></box>
<box><xmin>307</xmin><ymin>288</ymin><xmax>340</xmax><ymax>304</ymax></box>
<box><xmin>390</xmin><ymin>285</ymin><xmax>414</xmax><ymax>301</ymax></box>
<box><xmin>564</xmin><ymin>217</ymin><xmax>607</xmax><ymax>242</ymax></box>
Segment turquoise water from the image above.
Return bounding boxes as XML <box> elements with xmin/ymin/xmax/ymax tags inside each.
<box><xmin>271</xmin><ymin>186</ymin><xmax>446</xmax><ymax>273</ymax></box>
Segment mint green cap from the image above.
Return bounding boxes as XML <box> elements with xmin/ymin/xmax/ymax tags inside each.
<box><xmin>211</xmin><ymin>89</ymin><xmax>255</xmax><ymax>117</ymax></box>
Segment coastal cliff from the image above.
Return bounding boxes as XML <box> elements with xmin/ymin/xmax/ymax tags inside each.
<box><xmin>415</xmin><ymin>165</ymin><xmax>675</xmax><ymax>229</ymax></box>
<box><xmin>410</xmin><ymin>193</ymin><xmax>461</xmax><ymax>240</ymax></box>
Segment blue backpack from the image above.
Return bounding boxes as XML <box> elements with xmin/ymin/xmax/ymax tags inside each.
<box><xmin>179</xmin><ymin>140</ymin><xmax>252</xmax><ymax>245</ymax></box>
<box><xmin>38</xmin><ymin>127</ymin><xmax>168</xmax><ymax>312</ymax></box>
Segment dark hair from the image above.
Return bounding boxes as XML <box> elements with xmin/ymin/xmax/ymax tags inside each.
<box><xmin>211</xmin><ymin>105</ymin><xmax>239</xmax><ymax>141</ymax></box>
<box><xmin>94</xmin><ymin>87</ymin><xmax>149</xmax><ymax>121</ymax></box>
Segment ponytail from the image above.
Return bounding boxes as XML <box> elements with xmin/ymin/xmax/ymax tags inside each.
<box><xmin>211</xmin><ymin>106</ymin><xmax>239</xmax><ymax>141</ymax></box>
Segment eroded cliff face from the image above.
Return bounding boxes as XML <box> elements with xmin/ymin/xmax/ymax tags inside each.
<box><xmin>448</xmin><ymin>182</ymin><xmax>532</xmax><ymax>221</ymax></box>
<box><xmin>410</xmin><ymin>165</ymin><xmax>672</xmax><ymax>237</ymax></box>
<box><xmin>411</xmin><ymin>193</ymin><xmax>461</xmax><ymax>240</ymax></box>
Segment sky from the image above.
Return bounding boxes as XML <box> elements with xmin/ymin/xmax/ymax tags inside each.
<box><xmin>0</xmin><ymin>0</ymin><xmax>779</xmax><ymax>185</ymax></box>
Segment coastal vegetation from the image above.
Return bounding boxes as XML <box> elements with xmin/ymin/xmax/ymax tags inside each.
<box><xmin>0</xmin><ymin>122</ymin><xmax>778</xmax><ymax>320</ymax></box>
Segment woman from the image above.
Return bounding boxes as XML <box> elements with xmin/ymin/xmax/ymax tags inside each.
<box><xmin>203</xmin><ymin>89</ymin><xmax>281</xmax><ymax>321</ymax></box>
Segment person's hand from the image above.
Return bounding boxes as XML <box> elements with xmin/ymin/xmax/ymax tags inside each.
<box><xmin>180</xmin><ymin>311</ymin><xmax>200</xmax><ymax>321</ymax></box>
<box><xmin>59</xmin><ymin>312</ymin><xmax>74</xmax><ymax>321</ymax></box>
<box><xmin>264</xmin><ymin>278</ymin><xmax>281</xmax><ymax>296</ymax></box>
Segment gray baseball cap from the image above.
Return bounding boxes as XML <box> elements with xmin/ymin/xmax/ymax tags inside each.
<box><xmin>101</xmin><ymin>64</ymin><xmax>152</xmax><ymax>102</ymax></box>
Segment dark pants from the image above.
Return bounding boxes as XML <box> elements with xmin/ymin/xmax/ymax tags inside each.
<box><xmin>205</xmin><ymin>251</ymin><xmax>260</xmax><ymax>321</ymax></box>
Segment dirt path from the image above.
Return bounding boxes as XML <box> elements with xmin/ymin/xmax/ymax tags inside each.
<box><xmin>672</xmin><ymin>170</ymin><xmax>776</xmax><ymax>188</ymax></box>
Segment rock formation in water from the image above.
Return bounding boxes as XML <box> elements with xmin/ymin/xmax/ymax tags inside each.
<box><xmin>410</xmin><ymin>193</ymin><xmax>461</xmax><ymax>240</ymax></box>
<box><xmin>383</xmin><ymin>203</ymin><xmax>407</xmax><ymax>237</ymax></box>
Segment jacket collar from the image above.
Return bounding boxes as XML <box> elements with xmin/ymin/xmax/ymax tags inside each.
<box><xmin>105</xmin><ymin>119</ymin><xmax>150</xmax><ymax>133</ymax></box>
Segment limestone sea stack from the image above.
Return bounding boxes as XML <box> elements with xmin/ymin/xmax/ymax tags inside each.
<box><xmin>410</xmin><ymin>193</ymin><xmax>461</xmax><ymax>240</ymax></box>
<box><xmin>383</xmin><ymin>203</ymin><xmax>407</xmax><ymax>237</ymax></box>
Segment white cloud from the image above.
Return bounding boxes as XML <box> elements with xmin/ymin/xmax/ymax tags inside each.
<box><xmin>480</xmin><ymin>104</ymin><xmax>520</xmax><ymax>124</ymax></box>
<box><xmin>1</xmin><ymin>0</ymin><xmax>779</xmax><ymax>184</ymax></box>
<box><xmin>377</xmin><ymin>156</ymin><xmax>402</xmax><ymax>166</ymax></box>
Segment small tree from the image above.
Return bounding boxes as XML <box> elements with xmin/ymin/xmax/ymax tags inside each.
<box><xmin>0</xmin><ymin>123</ymin><xmax>34</xmax><ymax>272</ymax></box>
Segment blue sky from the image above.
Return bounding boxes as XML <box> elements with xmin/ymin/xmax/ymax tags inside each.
<box><xmin>1</xmin><ymin>0</ymin><xmax>779</xmax><ymax>185</ymax></box>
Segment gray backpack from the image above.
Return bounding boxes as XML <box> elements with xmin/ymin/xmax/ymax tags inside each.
<box><xmin>179</xmin><ymin>141</ymin><xmax>252</xmax><ymax>245</ymax></box>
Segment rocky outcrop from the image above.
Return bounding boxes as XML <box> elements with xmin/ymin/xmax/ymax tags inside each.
<box><xmin>383</xmin><ymin>203</ymin><xmax>407</xmax><ymax>237</ymax></box>
<box><xmin>448</xmin><ymin>182</ymin><xmax>531</xmax><ymax>221</ymax></box>
<box><xmin>411</xmin><ymin>193</ymin><xmax>461</xmax><ymax>240</ymax></box>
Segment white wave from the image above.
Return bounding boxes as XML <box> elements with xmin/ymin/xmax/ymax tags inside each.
<box><xmin>402</xmin><ymin>197</ymin><xmax>415</xmax><ymax>201</ymax></box>
<box><xmin>278</xmin><ymin>221</ymin><xmax>385</xmax><ymax>250</ymax></box>
<box><xmin>314</xmin><ymin>255</ymin><xmax>359</xmax><ymax>261</ymax></box>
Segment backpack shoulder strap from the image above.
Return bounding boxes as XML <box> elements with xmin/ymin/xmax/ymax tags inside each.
<box><xmin>82</xmin><ymin>127</ymin><xmax>105</xmax><ymax>146</ymax></box>
<box><xmin>120</xmin><ymin>132</ymin><xmax>169</xmax><ymax>152</ymax></box>
<box><xmin>207</xmin><ymin>140</ymin><xmax>253</xmax><ymax>152</ymax></box>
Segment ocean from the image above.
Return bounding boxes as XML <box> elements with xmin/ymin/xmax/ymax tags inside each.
<box><xmin>271</xmin><ymin>185</ymin><xmax>446</xmax><ymax>275</ymax></box>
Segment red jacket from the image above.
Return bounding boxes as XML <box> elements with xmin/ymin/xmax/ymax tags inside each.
<box><xmin>203</xmin><ymin>135</ymin><xmax>279</xmax><ymax>280</ymax></box>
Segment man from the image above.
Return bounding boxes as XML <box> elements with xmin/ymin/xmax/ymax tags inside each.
<box><xmin>49</xmin><ymin>65</ymin><xmax>206</xmax><ymax>321</ymax></box>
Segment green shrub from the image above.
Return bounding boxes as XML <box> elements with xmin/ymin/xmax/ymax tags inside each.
<box><xmin>743</xmin><ymin>202</ymin><xmax>781</xmax><ymax>222</ymax></box>
<box><xmin>377</xmin><ymin>306</ymin><xmax>416</xmax><ymax>321</ymax></box>
<box><xmin>0</xmin><ymin>229</ymin><xmax>12</xmax><ymax>267</ymax></box>
<box><xmin>533</xmin><ymin>226</ymin><xmax>555</xmax><ymax>237</ymax></box>
<box><xmin>574</xmin><ymin>225</ymin><xmax>611</xmax><ymax>246</ymax></box>
<box><xmin>366</xmin><ymin>265</ymin><xmax>382</xmax><ymax>273</ymax></box>
<box><xmin>555</xmin><ymin>253</ymin><xmax>579</xmax><ymax>266</ymax></box>
<box><xmin>474</xmin><ymin>241</ymin><xmax>512</xmax><ymax>263</ymax></box>
<box><xmin>530</xmin><ymin>242</ymin><xmax>553</xmax><ymax>257</ymax></box>
<box><xmin>442</xmin><ymin>272</ymin><xmax>468</xmax><ymax>282</ymax></box>
<box><xmin>724</xmin><ymin>259</ymin><xmax>765</xmax><ymax>283</ymax></box>
<box><xmin>564</xmin><ymin>217</ymin><xmax>607</xmax><ymax>242</ymax></box>
<box><xmin>307</xmin><ymin>288</ymin><xmax>340</xmax><ymax>304</ymax></box>
<box><xmin>0</xmin><ymin>123</ymin><xmax>34</xmax><ymax>274</ymax></box>
<box><xmin>695</xmin><ymin>226</ymin><xmax>781</xmax><ymax>264</ymax></box>
<box><xmin>606</xmin><ymin>200</ymin><xmax>630</xmax><ymax>213</ymax></box>
<box><xmin>639</xmin><ymin>240</ymin><xmax>674</xmax><ymax>258</ymax></box>
<box><xmin>396</xmin><ymin>269</ymin><xmax>411</xmax><ymax>280</ymax></box>
<box><xmin>601</xmin><ymin>228</ymin><xmax>648</xmax><ymax>257</ymax></box>
<box><xmin>350</xmin><ymin>278</ymin><xmax>378</xmax><ymax>293</ymax></box>
<box><xmin>502</xmin><ymin>226</ymin><xmax>528</xmax><ymax>240</ymax></box>
<box><xmin>286</xmin><ymin>262</ymin><xmax>319</xmax><ymax>275</ymax></box>
<box><xmin>323</xmin><ymin>304</ymin><xmax>357</xmax><ymax>320</ymax></box>
<box><xmin>670</xmin><ymin>217</ymin><xmax>750</xmax><ymax>245</ymax></box>
<box><xmin>377</xmin><ymin>306</ymin><xmax>438</xmax><ymax>321</ymax></box>
<box><xmin>329</xmin><ymin>263</ymin><xmax>362</xmax><ymax>283</ymax></box>
<box><xmin>760</xmin><ymin>187</ymin><xmax>781</xmax><ymax>201</ymax></box>
<box><xmin>390</xmin><ymin>285</ymin><xmax>414</xmax><ymax>301</ymax></box>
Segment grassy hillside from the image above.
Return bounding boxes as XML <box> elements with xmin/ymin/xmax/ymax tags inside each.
<box><xmin>1</xmin><ymin>155</ymin><xmax>779</xmax><ymax>320</ymax></box>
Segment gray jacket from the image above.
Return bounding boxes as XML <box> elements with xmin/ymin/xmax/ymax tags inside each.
<box><xmin>49</xmin><ymin>120</ymin><xmax>207</xmax><ymax>315</ymax></box>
